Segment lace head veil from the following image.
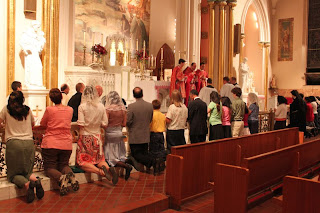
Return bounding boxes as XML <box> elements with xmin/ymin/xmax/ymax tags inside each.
<box><xmin>105</xmin><ymin>91</ymin><xmax>126</xmax><ymax>111</ymax></box>
<box><xmin>81</xmin><ymin>85</ymin><xmax>99</xmax><ymax>106</ymax></box>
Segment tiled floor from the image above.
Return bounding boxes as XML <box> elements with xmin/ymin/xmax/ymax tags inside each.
<box><xmin>0</xmin><ymin>172</ymin><xmax>165</xmax><ymax>213</ymax></box>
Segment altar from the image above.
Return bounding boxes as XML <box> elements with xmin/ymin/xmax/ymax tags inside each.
<box><xmin>134</xmin><ymin>81</ymin><xmax>171</xmax><ymax>112</ymax></box>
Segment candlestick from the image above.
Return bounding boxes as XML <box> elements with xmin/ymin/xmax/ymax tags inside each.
<box><xmin>83</xmin><ymin>46</ymin><xmax>87</xmax><ymax>66</ymax></box>
<box><xmin>151</xmin><ymin>55</ymin><xmax>153</xmax><ymax>67</ymax></box>
<box><xmin>148</xmin><ymin>56</ymin><xmax>150</xmax><ymax>68</ymax></box>
<box><xmin>160</xmin><ymin>59</ymin><xmax>164</xmax><ymax>81</ymax></box>
<box><xmin>155</xmin><ymin>57</ymin><xmax>156</xmax><ymax>67</ymax></box>
<box><xmin>143</xmin><ymin>40</ymin><xmax>146</xmax><ymax>59</ymax></box>
<box><xmin>161</xmin><ymin>48</ymin><xmax>163</xmax><ymax>60</ymax></box>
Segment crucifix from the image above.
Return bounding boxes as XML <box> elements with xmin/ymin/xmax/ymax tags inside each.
<box><xmin>32</xmin><ymin>105</ymin><xmax>42</xmax><ymax>117</ymax></box>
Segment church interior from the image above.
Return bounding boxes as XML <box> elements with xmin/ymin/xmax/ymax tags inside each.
<box><xmin>0</xmin><ymin>0</ymin><xmax>319</xmax><ymax>212</ymax></box>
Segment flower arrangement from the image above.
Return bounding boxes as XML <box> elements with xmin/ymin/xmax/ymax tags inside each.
<box><xmin>91</xmin><ymin>44</ymin><xmax>107</xmax><ymax>58</ymax></box>
<box><xmin>135</xmin><ymin>49</ymin><xmax>149</xmax><ymax>62</ymax></box>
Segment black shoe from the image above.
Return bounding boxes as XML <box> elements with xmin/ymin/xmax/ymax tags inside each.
<box><xmin>66</xmin><ymin>172</ymin><xmax>79</xmax><ymax>192</ymax></box>
<box><xmin>101</xmin><ymin>165</ymin><xmax>112</xmax><ymax>181</ymax></box>
<box><xmin>159</xmin><ymin>161</ymin><xmax>166</xmax><ymax>173</ymax></box>
<box><xmin>35</xmin><ymin>177</ymin><xmax>44</xmax><ymax>200</ymax></box>
<box><xmin>26</xmin><ymin>181</ymin><xmax>35</xmax><ymax>203</ymax></box>
<box><xmin>125</xmin><ymin>164</ymin><xmax>133</xmax><ymax>181</ymax></box>
<box><xmin>126</xmin><ymin>156</ymin><xmax>141</xmax><ymax>172</ymax></box>
<box><xmin>153</xmin><ymin>158</ymin><xmax>161</xmax><ymax>176</ymax></box>
<box><xmin>109</xmin><ymin>167</ymin><xmax>118</xmax><ymax>185</ymax></box>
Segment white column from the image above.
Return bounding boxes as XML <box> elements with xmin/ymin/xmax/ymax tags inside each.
<box><xmin>0</xmin><ymin>0</ymin><xmax>7</xmax><ymax>106</ymax></box>
<box><xmin>58</xmin><ymin>0</ymin><xmax>74</xmax><ymax>87</ymax></box>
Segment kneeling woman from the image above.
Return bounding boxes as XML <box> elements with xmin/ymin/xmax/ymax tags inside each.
<box><xmin>104</xmin><ymin>91</ymin><xmax>132</xmax><ymax>180</ymax></box>
<box><xmin>0</xmin><ymin>91</ymin><xmax>44</xmax><ymax>203</ymax></box>
<box><xmin>38</xmin><ymin>88</ymin><xmax>79</xmax><ymax>196</ymax></box>
<box><xmin>76</xmin><ymin>86</ymin><xmax>118</xmax><ymax>185</ymax></box>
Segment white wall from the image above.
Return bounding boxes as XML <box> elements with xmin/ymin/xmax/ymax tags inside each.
<box><xmin>270</xmin><ymin>0</ymin><xmax>307</xmax><ymax>89</ymax></box>
<box><xmin>149</xmin><ymin>0</ymin><xmax>176</xmax><ymax>58</ymax></box>
<box><xmin>0</xmin><ymin>0</ymin><xmax>8</xmax><ymax>107</ymax></box>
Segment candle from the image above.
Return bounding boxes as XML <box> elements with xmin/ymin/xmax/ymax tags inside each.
<box><xmin>161</xmin><ymin>48</ymin><xmax>163</xmax><ymax>60</ymax></box>
<box><xmin>101</xmin><ymin>33</ymin><xmax>103</xmax><ymax>46</ymax></box>
<box><xmin>83</xmin><ymin>30</ymin><xmax>86</xmax><ymax>46</ymax></box>
<box><xmin>148</xmin><ymin>56</ymin><xmax>151</xmax><ymax>68</ymax></box>
<box><xmin>92</xmin><ymin>32</ymin><xmax>95</xmax><ymax>46</ymax></box>
<box><xmin>143</xmin><ymin>40</ymin><xmax>146</xmax><ymax>59</ymax></box>
<box><xmin>151</xmin><ymin>55</ymin><xmax>153</xmax><ymax>67</ymax></box>
<box><xmin>155</xmin><ymin>57</ymin><xmax>156</xmax><ymax>67</ymax></box>
<box><xmin>136</xmin><ymin>39</ymin><xmax>138</xmax><ymax>51</ymax></box>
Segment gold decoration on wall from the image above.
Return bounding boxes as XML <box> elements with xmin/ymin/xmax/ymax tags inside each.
<box><xmin>218</xmin><ymin>1</ymin><xmax>227</xmax><ymax>89</ymax></box>
<box><xmin>208</xmin><ymin>2</ymin><xmax>216</xmax><ymax>82</ymax></box>
<box><xmin>7</xmin><ymin>0</ymin><xmax>15</xmax><ymax>96</ymax></box>
<box><xmin>228</xmin><ymin>1</ymin><xmax>237</xmax><ymax>78</ymax></box>
<box><xmin>259</xmin><ymin>41</ymin><xmax>270</xmax><ymax>111</ymax></box>
<box><xmin>42</xmin><ymin>0</ymin><xmax>59</xmax><ymax>105</ymax></box>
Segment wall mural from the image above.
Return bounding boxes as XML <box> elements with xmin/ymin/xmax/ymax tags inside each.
<box><xmin>278</xmin><ymin>18</ymin><xmax>294</xmax><ymax>61</ymax></box>
<box><xmin>74</xmin><ymin>0</ymin><xmax>151</xmax><ymax>66</ymax></box>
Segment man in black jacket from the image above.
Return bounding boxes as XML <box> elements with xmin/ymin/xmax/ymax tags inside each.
<box><xmin>187</xmin><ymin>89</ymin><xmax>208</xmax><ymax>143</ymax></box>
<box><xmin>68</xmin><ymin>83</ymin><xmax>85</xmax><ymax>122</ymax></box>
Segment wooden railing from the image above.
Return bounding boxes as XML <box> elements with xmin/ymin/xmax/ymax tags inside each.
<box><xmin>259</xmin><ymin>110</ymin><xmax>275</xmax><ymax>132</ymax></box>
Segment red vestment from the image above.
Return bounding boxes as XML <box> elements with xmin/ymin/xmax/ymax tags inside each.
<box><xmin>170</xmin><ymin>66</ymin><xmax>186</xmax><ymax>98</ymax></box>
<box><xmin>196</xmin><ymin>69</ymin><xmax>208</xmax><ymax>92</ymax></box>
<box><xmin>184</xmin><ymin>67</ymin><xmax>196</xmax><ymax>106</ymax></box>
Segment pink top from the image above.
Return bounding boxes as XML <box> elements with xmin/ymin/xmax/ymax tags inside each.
<box><xmin>222</xmin><ymin>106</ymin><xmax>231</xmax><ymax>126</ymax></box>
<box><xmin>40</xmin><ymin>105</ymin><xmax>73</xmax><ymax>150</ymax></box>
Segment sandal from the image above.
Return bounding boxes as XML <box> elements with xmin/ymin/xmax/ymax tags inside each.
<box><xmin>59</xmin><ymin>175</ymin><xmax>69</xmax><ymax>196</ymax></box>
<box><xmin>66</xmin><ymin>172</ymin><xmax>79</xmax><ymax>192</ymax></box>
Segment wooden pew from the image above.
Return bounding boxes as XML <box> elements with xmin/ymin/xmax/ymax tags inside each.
<box><xmin>283</xmin><ymin>176</ymin><xmax>320</xmax><ymax>213</ymax></box>
<box><xmin>214</xmin><ymin>139</ymin><xmax>320</xmax><ymax>213</ymax></box>
<box><xmin>165</xmin><ymin>128</ymin><xmax>300</xmax><ymax>209</ymax></box>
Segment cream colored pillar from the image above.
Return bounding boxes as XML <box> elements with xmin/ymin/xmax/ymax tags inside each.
<box><xmin>208</xmin><ymin>2</ymin><xmax>216</xmax><ymax>81</ymax></box>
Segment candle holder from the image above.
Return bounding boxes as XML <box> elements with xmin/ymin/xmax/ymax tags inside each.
<box><xmin>160</xmin><ymin>59</ymin><xmax>164</xmax><ymax>81</ymax></box>
<box><xmin>83</xmin><ymin>45</ymin><xmax>87</xmax><ymax>66</ymax></box>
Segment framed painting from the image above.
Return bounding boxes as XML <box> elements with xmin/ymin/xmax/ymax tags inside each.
<box><xmin>278</xmin><ymin>18</ymin><xmax>294</xmax><ymax>61</ymax></box>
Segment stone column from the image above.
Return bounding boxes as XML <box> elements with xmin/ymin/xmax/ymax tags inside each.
<box><xmin>259</xmin><ymin>41</ymin><xmax>270</xmax><ymax>111</ymax></box>
<box><xmin>218</xmin><ymin>1</ymin><xmax>227</xmax><ymax>89</ymax></box>
<box><xmin>227</xmin><ymin>1</ymin><xmax>236</xmax><ymax>78</ymax></box>
<box><xmin>208</xmin><ymin>1</ymin><xmax>216</xmax><ymax>80</ymax></box>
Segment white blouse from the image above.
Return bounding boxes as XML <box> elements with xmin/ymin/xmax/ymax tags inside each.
<box><xmin>77</xmin><ymin>102</ymin><xmax>108</xmax><ymax>135</ymax></box>
<box><xmin>275</xmin><ymin>103</ymin><xmax>287</xmax><ymax>119</ymax></box>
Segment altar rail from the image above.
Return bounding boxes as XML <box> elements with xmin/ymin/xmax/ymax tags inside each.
<box><xmin>0</xmin><ymin>125</ymin><xmax>81</xmax><ymax>178</ymax></box>
<box><xmin>259</xmin><ymin>110</ymin><xmax>275</xmax><ymax>132</ymax></box>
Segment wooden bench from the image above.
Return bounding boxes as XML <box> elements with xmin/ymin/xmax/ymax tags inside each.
<box><xmin>165</xmin><ymin>128</ymin><xmax>300</xmax><ymax>209</ymax></box>
<box><xmin>214</xmin><ymin>139</ymin><xmax>320</xmax><ymax>213</ymax></box>
<box><xmin>282</xmin><ymin>176</ymin><xmax>320</xmax><ymax>213</ymax></box>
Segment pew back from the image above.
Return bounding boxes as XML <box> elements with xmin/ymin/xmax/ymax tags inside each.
<box><xmin>283</xmin><ymin>176</ymin><xmax>320</xmax><ymax>213</ymax></box>
<box><xmin>166</xmin><ymin>128</ymin><xmax>299</xmax><ymax>207</ymax></box>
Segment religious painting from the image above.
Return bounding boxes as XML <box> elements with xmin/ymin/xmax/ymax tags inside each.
<box><xmin>278</xmin><ymin>18</ymin><xmax>294</xmax><ymax>61</ymax></box>
<box><xmin>74</xmin><ymin>0</ymin><xmax>151</xmax><ymax>66</ymax></box>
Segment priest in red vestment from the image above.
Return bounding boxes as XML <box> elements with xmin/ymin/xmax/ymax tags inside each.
<box><xmin>184</xmin><ymin>62</ymin><xmax>197</xmax><ymax>106</ymax></box>
<box><xmin>196</xmin><ymin>62</ymin><xmax>208</xmax><ymax>92</ymax></box>
<box><xmin>170</xmin><ymin>59</ymin><xmax>187</xmax><ymax>98</ymax></box>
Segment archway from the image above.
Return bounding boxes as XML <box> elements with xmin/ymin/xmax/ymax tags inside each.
<box><xmin>240</xmin><ymin>0</ymin><xmax>271</xmax><ymax>96</ymax></box>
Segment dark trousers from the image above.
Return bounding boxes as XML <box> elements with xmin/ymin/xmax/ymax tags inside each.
<box><xmin>42</xmin><ymin>149</ymin><xmax>73</xmax><ymax>183</ymax></box>
<box><xmin>248</xmin><ymin>120</ymin><xmax>259</xmax><ymax>134</ymax></box>
<box><xmin>166</xmin><ymin>129</ymin><xmax>186</xmax><ymax>151</ymax></box>
<box><xmin>274</xmin><ymin>120</ymin><xmax>286</xmax><ymax>130</ymax></box>
<box><xmin>314</xmin><ymin>114</ymin><xmax>319</xmax><ymax>128</ymax></box>
<box><xmin>190</xmin><ymin>135</ymin><xmax>206</xmax><ymax>144</ymax></box>
<box><xmin>150</xmin><ymin>132</ymin><xmax>167</xmax><ymax>161</ymax></box>
<box><xmin>129</xmin><ymin>143</ymin><xmax>154</xmax><ymax>168</ymax></box>
<box><xmin>222</xmin><ymin>125</ymin><xmax>232</xmax><ymax>138</ymax></box>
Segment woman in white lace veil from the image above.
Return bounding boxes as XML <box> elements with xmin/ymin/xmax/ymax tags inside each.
<box><xmin>105</xmin><ymin>91</ymin><xmax>126</xmax><ymax>111</ymax></box>
<box><xmin>81</xmin><ymin>85</ymin><xmax>100</xmax><ymax>106</ymax></box>
<box><xmin>104</xmin><ymin>91</ymin><xmax>133</xmax><ymax>181</ymax></box>
<box><xmin>76</xmin><ymin>85</ymin><xmax>119</xmax><ymax>185</ymax></box>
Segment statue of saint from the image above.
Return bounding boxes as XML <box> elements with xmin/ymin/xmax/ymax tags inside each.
<box><xmin>240</xmin><ymin>57</ymin><xmax>250</xmax><ymax>94</ymax></box>
<box><xmin>270</xmin><ymin>74</ymin><xmax>277</xmax><ymax>89</ymax></box>
<box><xmin>20</xmin><ymin>20</ymin><xmax>46</xmax><ymax>88</ymax></box>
